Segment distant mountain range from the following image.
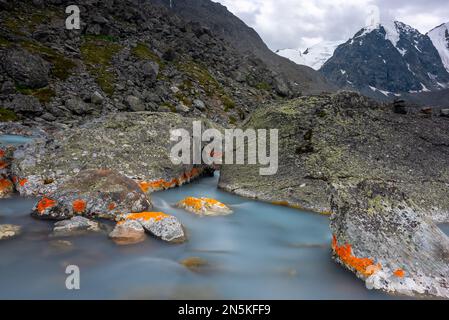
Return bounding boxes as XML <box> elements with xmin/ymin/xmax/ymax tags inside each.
<box><xmin>276</xmin><ymin>21</ymin><xmax>449</xmax><ymax>106</ymax></box>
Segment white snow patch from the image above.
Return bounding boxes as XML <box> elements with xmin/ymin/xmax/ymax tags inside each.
<box><xmin>428</xmin><ymin>22</ymin><xmax>449</xmax><ymax>73</ymax></box>
<box><xmin>275</xmin><ymin>40</ymin><xmax>344</xmax><ymax>70</ymax></box>
<box><xmin>420</xmin><ymin>83</ymin><xmax>431</xmax><ymax>92</ymax></box>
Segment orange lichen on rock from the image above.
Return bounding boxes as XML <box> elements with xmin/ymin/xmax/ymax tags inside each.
<box><xmin>108</xmin><ymin>202</ymin><xmax>117</xmax><ymax>211</ymax></box>
<box><xmin>332</xmin><ymin>235</ymin><xmax>381</xmax><ymax>277</ymax></box>
<box><xmin>0</xmin><ymin>161</ymin><xmax>8</xmax><ymax>169</ymax></box>
<box><xmin>125</xmin><ymin>212</ymin><xmax>169</xmax><ymax>222</ymax></box>
<box><xmin>181</xmin><ymin>197</ymin><xmax>204</xmax><ymax>210</ymax></box>
<box><xmin>138</xmin><ymin>168</ymin><xmax>202</xmax><ymax>193</ymax></box>
<box><xmin>37</xmin><ymin>197</ymin><xmax>57</xmax><ymax>214</ymax></box>
<box><xmin>204</xmin><ymin>198</ymin><xmax>225</xmax><ymax>207</ymax></box>
<box><xmin>0</xmin><ymin>178</ymin><xmax>13</xmax><ymax>191</ymax></box>
<box><xmin>19</xmin><ymin>178</ymin><xmax>28</xmax><ymax>187</ymax></box>
<box><xmin>394</xmin><ymin>269</ymin><xmax>405</xmax><ymax>278</ymax></box>
<box><xmin>72</xmin><ymin>199</ymin><xmax>87</xmax><ymax>213</ymax></box>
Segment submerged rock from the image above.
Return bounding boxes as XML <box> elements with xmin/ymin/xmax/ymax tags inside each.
<box><xmin>52</xmin><ymin>216</ymin><xmax>100</xmax><ymax>237</ymax></box>
<box><xmin>122</xmin><ymin>212</ymin><xmax>186</xmax><ymax>243</ymax></box>
<box><xmin>0</xmin><ymin>224</ymin><xmax>21</xmax><ymax>240</ymax></box>
<box><xmin>180</xmin><ymin>257</ymin><xmax>209</xmax><ymax>272</ymax></box>
<box><xmin>109</xmin><ymin>220</ymin><xmax>146</xmax><ymax>245</ymax></box>
<box><xmin>176</xmin><ymin>197</ymin><xmax>232</xmax><ymax>216</ymax></box>
<box><xmin>31</xmin><ymin>169</ymin><xmax>152</xmax><ymax>220</ymax></box>
<box><xmin>11</xmin><ymin>112</ymin><xmax>219</xmax><ymax>196</ymax></box>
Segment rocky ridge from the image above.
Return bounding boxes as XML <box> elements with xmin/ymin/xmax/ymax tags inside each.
<box><xmin>0</xmin><ymin>0</ymin><xmax>307</xmax><ymax>127</ymax></box>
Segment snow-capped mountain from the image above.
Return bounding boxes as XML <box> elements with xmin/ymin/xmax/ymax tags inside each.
<box><xmin>428</xmin><ymin>22</ymin><xmax>449</xmax><ymax>73</ymax></box>
<box><xmin>320</xmin><ymin>21</ymin><xmax>449</xmax><ymax>97</ymax></box>
<box><xmin>276</xmin><ymin>40</ymin><xmax>343</xmax><ymax>70</ymax></box>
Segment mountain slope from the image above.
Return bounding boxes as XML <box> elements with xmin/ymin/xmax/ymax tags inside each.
<box><xmin>428</xmin><ymin>22</ymin><xmax>449</xmax><ymax>73</ymax></box>
<box><xmin>152</xmin><ymin>0</ymin><xmax>336</xmax><ymax>96</ymax></box>
<box><xmin>320</xmin><ymin>21</ymin><xmax>449</xmax><ymax>96</ymax></box>
<box><xmin>0</xmin><ymin>0</ymin><xmax>296</xmax><ymax>125</ymax></box>
<box><xmin>276</xmin><ymin>40</ymin><xmax>343</xmax><ymax>70</ymax></box>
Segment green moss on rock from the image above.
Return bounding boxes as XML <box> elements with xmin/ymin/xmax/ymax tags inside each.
<box><xmin>80</xmin><ymin>38</ymin><xmax>123</xmax><ymax>96</ymax></box>
<box><xmin>0</xmin><ymin>108</ymin><xmax>18</xmax><ymax>122</ymax></box>
<box><xmin>20</xmin><ymin>40</ymin><xmax>77</xmax><ymax>80</ymax></box>
<box><xmin>16</xmin><ymin>86</ymin><xmax>56</xmax><ymax>104</ymax></box>
<box><xmin>132</xmin><ymin>43</ymin><xmax>164</xmax><ymax>67</ymax></box>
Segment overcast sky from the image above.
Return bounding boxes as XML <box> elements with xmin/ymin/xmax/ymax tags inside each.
<box><xmin>214</xmin><ymin>0</ymin><xmax>449</xmax><ymax>50</ymax></box>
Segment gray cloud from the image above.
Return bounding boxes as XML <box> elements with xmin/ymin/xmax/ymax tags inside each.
<box><xmin>214</xmin><ymin>0</ymin><xmax>449</xmax><ymax>50</ymax></box>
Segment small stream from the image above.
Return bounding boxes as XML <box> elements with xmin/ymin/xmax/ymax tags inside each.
<box><xmin>0</xmin><ymin>134</ymin><xmax>394</xmax><ymax>299</ymax></box>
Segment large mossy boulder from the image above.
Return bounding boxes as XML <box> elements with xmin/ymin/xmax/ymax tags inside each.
<box><xmin>219</xmin><ymin>91</ymin><xmax>449</xmax><ymax>219</ymax></box>
<box><xmin>12</xmin><ymin>112</ymin><xmax>220</xmax><ymax>196</ymax></box>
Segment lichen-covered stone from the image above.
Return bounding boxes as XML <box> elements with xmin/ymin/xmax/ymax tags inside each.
<box><xmin>122</xmin><ymin>212</ymin><xmax>186</xmax><ymax>243</ymax></box>
<box><xmin>0</xmin><ymin>146</ymin><xmax>14</xmax><ymax>198</ymax></box>
<box><xmin>52</xmin><ymin>216</ymin><xmax>100</xmax><ymax>237</ymax></box>
<box><xmin>0</xmin><ymin>224</ymin><xmax>21</xmax><ymax>240</ymax></box>
<box><xmin>11</xmin><ymin>112</ymin><xmax>219</xmax><ymax>196</ymax></box>
<box><xmin>31</xmin><ymin>169</ymin><xmax>152</xmax><ymax>220</ymax></box>
<box><xmin>219</xmin><ymin>91</ymin><xmax>449</xmax><ymax>219</ymax></box>
<box><xmin>176</xmin><ymin>197</ymin><xmax>232</xmax><ymax>216</ymax></box>
<box><xmin>109</xmin><ymin>220</ymin><xmax>146</xmax><ymax>245</ymax></box>
<box><xmin>330</xmin><ymin>181</ymin><xmax>449</xmax><ymax>298</ymax></box>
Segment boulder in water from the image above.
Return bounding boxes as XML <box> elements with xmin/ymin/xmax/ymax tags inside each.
<box><xmin>0</xmin><ymin>224</ymin><xmax>21</xmax><ymax>240</ymax></box>
<box><xmin>31</xmin><ymin>169</ymin><xmax>152</xmax><ymax>220</ymax></box>
<box><xmin>109</xmin><ymin>220</ymin><xmax>146</xmax><ymax>245</ymax></box>
<box><xmin>52</xmin><ymin>216</ymin><xmax>101</xmax><ymax>237</ymax></box>
<box><xmin>122</xmin><ymin>212</ymin><xmax>186</xmax><ymax>243</ymax></box>
<box><xmin>176</xmin><ymin>197</ymin><xmax>232</xmax><ymax>216</ymax></box>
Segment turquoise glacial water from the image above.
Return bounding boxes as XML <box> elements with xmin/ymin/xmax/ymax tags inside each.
<box><xmin>0</xmin><ymin>135</ymin><xmax>34</xmax><ymax>147</ymax></box>
<box><xmin>0</xmin><ymin>172</ymin><xmax>393</xmax><ymax>300</ymax></box>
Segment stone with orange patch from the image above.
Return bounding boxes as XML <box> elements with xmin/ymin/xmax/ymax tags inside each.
<box><xmin>177</xmin><ymin>197</ymin><xmax>232</xmax><ymax>216</ymax></box>
<box><xmin>37</xmin><ymin>197</ymin><xmax>57</xmax><ymax>214</ymax></box>
<box><xmin>332</xmin><ymin>235</ymin><xmax>381</xmax><ymax>277</ymax></box>
<box><xmin>393</xmin><ymin>269</ymin><xmax>405</xmax><ymax>278</ymax></box>
<box><xmin>72</xmin><ymin>199</ymin><xmax>87</xmax><ymax>214</ymax></box>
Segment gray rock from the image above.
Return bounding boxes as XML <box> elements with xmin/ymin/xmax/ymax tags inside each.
<box><xmin>5</xmin><ymin>94</ymin><xmax>44</xmax><ymax>116</ymax></box>
<box><xmin>0</xmin><ymin>81</ymin><xmax>16</xmax><ymax>94</ymax></box>
<box><xmin>140</xmin><ymin>61</ymin><xmax>159</xmax><ymax>81</ymax></box>
<box><xmin>193</xmin><ymin>99</ymin><xmax>206</xmax><ymax>111</ymax></box>
<box><xmin>125</xmin><ymin>95</ymin><xmax>145</xmax><ymax>111</ymax></box>
<box><xmin>109</xmin><ymin>220</ymin><xmax>146</xmax><ymax>245</ymax></box>
<box><xmin>143</xmin><ymin>215</ymin><xmax>186</xmax><ymax>243</ymax></box>
<box><xmin>52</xmin><ymin>216</ymin><xmax>100</xmax><ymax>237</ymax></box>
<box><xmin>65</xmin><ymin>97</ymin><xmax>94</xmax><ymax>115</ymax></box>
<box><xmin>41</xmin><ymin>112</ymin><xmax>57</xmax><ymax>122</ymax></box>
<box><xmin>3</xmin><ymin>49</ymin><xmax>50</xmax><ymax>89</ymax></box>
<box><xmin>31</xmin><ymin>169</ymin><xmax>152</xmax><ymax>220</ymax></box>
<box><xmin>91</xmin><ymin>91</ymin><xmax>104</xmax><ymax>105</ymax></box>
<box><xmin>440</xmin><ymin>109</ymin><xmax>449</xmax><ymax>117</ymax></box>
<box><xmin>176</xmin><ymin>103</ymin><xmax>190</xmax><ymax>113</ymax></box>
<box><xmin>0</xmin><ymin>224</ymin><xmax>21</xmax><ymax>240</ymax></box>
<box><xmin>330</xmin><ymin>181</ymin><xmax>449</xmax><ymax>298</ymax></box>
